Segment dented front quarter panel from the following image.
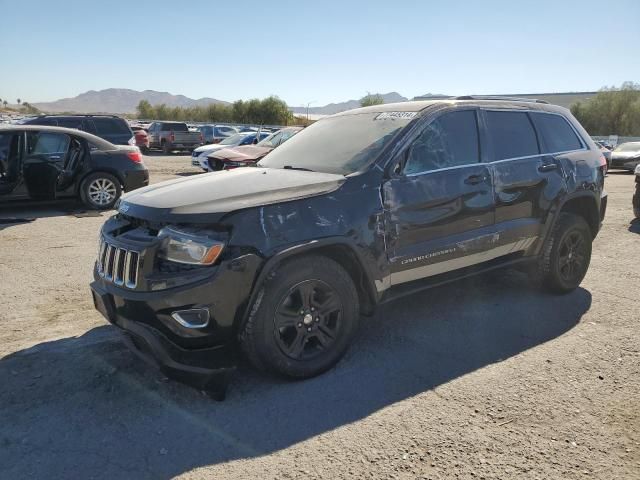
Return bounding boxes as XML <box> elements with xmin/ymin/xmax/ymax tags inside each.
<box><xmin>221</xmin><ymin>170</ymin><xmax>389</xmax><ymax>302</ymax></box>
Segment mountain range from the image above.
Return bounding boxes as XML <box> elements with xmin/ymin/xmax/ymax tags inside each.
<box><xmin>30</xmin><ymin>88</ymin><xmax>593</xmax><ymax>116</ymax></box>
<box><xmin>289</xmin><ymin>92</ymin><xmax>408</xmax><ymax>115</ymax></box>
<box><xmin>32</xmin><ymin>89</ymin><xmax>411</xmax><ymax>115</ymax></box>
<box><xmin>33</xmin><ymin>89</ymin><xmax>229</xmax><ymax>114</ymax></box>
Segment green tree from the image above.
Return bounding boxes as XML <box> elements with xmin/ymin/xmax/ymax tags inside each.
<box><xmin>2</xmin><ymin>100</ymin><xmax>7</xmax><ymax>108</ymax></box>
<box><xmin>16</xmin><ymin>98</ymin><xmax>21</xmax><ymax>105</ymax></box>
<box><xmin>360</xmin><ymin>93</ymin><xmax>384</xmax><ymax>107</ymax></box>
<box><xmin>571</xmin><ymin>82</ymin><xmax>640</xmax><ymax>136</ymax></box>
<box><xmin>136</xmin><ymin>100</ymin><xmax>154</xmax><ymax>119</ymax></box>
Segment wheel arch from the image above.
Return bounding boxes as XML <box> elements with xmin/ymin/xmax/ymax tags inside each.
<box><xmin>556</xmin><ymin>193</ymin><xmax>600</xmax><ymax>239</ymax></box>
<box><xmin>235</xmin><ymin>238</ymin><xmax>378</xmax><ymax>335</ymax></box>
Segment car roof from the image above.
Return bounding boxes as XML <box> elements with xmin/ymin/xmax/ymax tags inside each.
<box><xmin>333</xmin><ymin>99</ymin><xmax>571</xmax><ymax>117</ymax></box>
<box><xmin>0</xmin><ymin>124</ymin><xmax>116</xmax><ymax>149</ymax></box>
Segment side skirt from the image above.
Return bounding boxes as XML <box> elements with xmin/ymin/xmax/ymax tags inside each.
<box><xmin>378</xmin><ymin>254</ymin><xmax>535</xmax><ymax>305</ymax></box>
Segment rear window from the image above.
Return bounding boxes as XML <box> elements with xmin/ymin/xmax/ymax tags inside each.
<box><xmin>92</xmin><ymin>117</ymin><xmax>131</xmax><ymax>135</ymax></box>
<box><xmin>486</xmin><ymin>111</ymin><xmax>539</xmax><ymax>161</ymax></box>
<box><xmin>530</xmin><ymin>113</ymin><xmax>582</xmax><ymax>153</ymax></box>
<box><xmin>161</xmin><ymin>123</ymin><xmax>188</xmax><ymax>132</ymax></box>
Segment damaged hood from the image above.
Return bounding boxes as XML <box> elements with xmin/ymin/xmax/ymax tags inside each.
<box><xmin>119</xmin><ymin>167</ymin><xmax>345</xmax><ymax>221</ymax></box>
<box><xmin>208</xmin><ymin>145</ymin><xmax>273</xmax><ymax>162</ymax></box>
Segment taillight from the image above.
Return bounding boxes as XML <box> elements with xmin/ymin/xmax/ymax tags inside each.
<box><xmin>127</xmin><ymin>151</ymin><xmax>142</xmax><ymax>163</ymax></box>
<box><xmin>599</xmin><ymin>153</ymin><xmax>608</xmax><ymax>174</ymax></box>
<box><xmin>170</xmin><ymin>131</ymin><xmax>175</xmax><ymax>142</ymax></box>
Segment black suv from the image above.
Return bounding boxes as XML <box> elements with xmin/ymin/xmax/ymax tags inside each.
<box><xmin>90</xmin><ymin>99</ymin><xmax>607</xmax><ymax>397</ymax></box>
<box><xmin>0</xmin><ymin>125</ymin><xmax>148</xmax><ymax>209</ymax></box>
<box><xmin>21</xmin><ymin>115</ymin><xmax>135</xmax><ymax>146</ymax></box>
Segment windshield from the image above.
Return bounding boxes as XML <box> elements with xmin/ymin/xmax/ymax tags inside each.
<box><xmin>220</xmin><ymin>133</ymin><xmax>249</xmax><ymax>145</ymax></box>
<box><xmin>614</xmin><ymin>142</ymin><xmax>640</xmax><ymax>152</ymax></box>
<box><xmin>258</xmin><ymin>113</ymin><xmax>414</xmax><ymax>175</ymax></box>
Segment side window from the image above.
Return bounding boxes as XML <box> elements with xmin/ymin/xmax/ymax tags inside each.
<box><xmin>485</xmin><ymin>111</ymin><xmax>539</xmax><ymax>161</ymax></box>
<box><xmin>530</xmin><ymin>112</ymin><xmax>582</xmax><ymax>153</ymax></box>
<box><xmin>93</xmin><ymin>118</ymin><xmax>130</xmax><ymax>135</ymax></box>
<box><xmin>261</xmin><ymin>132</ymin><xmax>283</xmax><ymax>148</ymax></box>
<box><xmin>57</xmin><ymin>118</ymin><xmax>84</xmax><ymax>130</ymax></box>
<box><xmin>27</xmin><ymin>132</ymin><xmax>70</xmax><ymax>157</ymax></box>
<box><xmin>404</xmin><ymin>110</ymin><xmax>480</xmax><ymax>175</ymax></box>
<box><xmin>0</xmin><ymin>133</ymin><xmax>21</xmax><ymax>183</ymax></box>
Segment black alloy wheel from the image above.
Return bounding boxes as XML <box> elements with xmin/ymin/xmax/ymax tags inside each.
<box><xmin>273</xmin><ymin>280</ymin><xmax>343</xmax><ymax>361</ymax></box>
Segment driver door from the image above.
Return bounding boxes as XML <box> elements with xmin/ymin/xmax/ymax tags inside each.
<box><xmin>382</xmin><ymin>109</ymin><xmax>496</xmax><ymax>286</ymax></box>
<box><xmin>23</xmin><ymin>131</ymin><xmax>71</xmax><ymax>200</ymax></box>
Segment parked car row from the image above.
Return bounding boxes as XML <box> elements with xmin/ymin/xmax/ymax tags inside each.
<box><xmin>197</xmin><ymin>127</ymin><xmax>303</xmax><ymax>172</ymax></box>
<box><xmin>191</xmin><ymin>131</ymin><xmax>271</xmax><ymax>169</ymax></box>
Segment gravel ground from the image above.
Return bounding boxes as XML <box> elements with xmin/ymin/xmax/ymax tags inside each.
<box><xmin>0</xmin><ymin>156</ymin><xmax>638</xmax><ymax>480</ymax></box>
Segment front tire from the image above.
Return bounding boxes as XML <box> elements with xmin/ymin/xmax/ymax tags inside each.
<box><xmin>80</xmin><ymin>172</ymin><xmax>121</xmax><ymax>210</ymax></box>
<box><xmin>239</xmin><ymin>255</ymin><xmax>360</xmax><ymax>379</ymax></box>
<box><xmin>532</xmin><ymin>213</ymin><xmax>592</xmax><ymax>294</ymax></box>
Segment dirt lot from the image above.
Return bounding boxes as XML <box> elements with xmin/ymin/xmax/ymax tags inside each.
<box><xmin>0</xmin><ymin>156</ymin><xmax>638</xmax><ymax>479</ymax></box>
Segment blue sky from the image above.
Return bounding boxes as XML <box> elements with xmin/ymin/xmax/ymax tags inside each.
<box><xmin>1</xmin><ymin>0</ymin><xmax>639</xmax><ymax>106</ymax></box>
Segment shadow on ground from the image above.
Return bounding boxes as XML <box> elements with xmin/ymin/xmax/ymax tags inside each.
<box><xmin>0</xmin><ymin>201</ymin><xmax>104</xmax><ymax>231</ymax></box>
<box><xmin>0</xmin><ymin>270</ymin><xmax>591</xmax><ymax>479</ymax></box>
<box><xmin>629</xmin><ymin>218</ymin><xmax>640</xmax><ymax>234</ymax></box>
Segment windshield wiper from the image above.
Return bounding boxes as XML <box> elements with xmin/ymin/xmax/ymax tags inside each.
<box><xmin>282</xmin><ymin>165</ymin><xmax>314</xmax><ymax>172</ymax></box>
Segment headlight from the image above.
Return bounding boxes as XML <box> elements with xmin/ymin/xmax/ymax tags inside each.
<box><xmin>158</xmin><ymin>227</ymin><xmax>224</xmax><ymax>265</ymax></box>
<box><xmin>635</xmin><ymin>163</ymin><xmax>640</xmax><ymax>176</ymax></box>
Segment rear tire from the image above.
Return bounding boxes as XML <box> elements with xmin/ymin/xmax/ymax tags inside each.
<box><xmin>239</xmin><ymin>255</ymin><xmax>360</xmax><ymax>379</ymax></box>
<box><xmin>80</xmin><ymin>172</ymin><xmax>121</xmax><ymax>210</ymax></box>
<box><xmin>531</xmin><ymin>213</ymin><xmax>592</xmax><ymax>294</ymax></box>
<box><xmin>162</xmin><ymin>141</ymin><xmax>171</xmax><ymax>155</ymax></box>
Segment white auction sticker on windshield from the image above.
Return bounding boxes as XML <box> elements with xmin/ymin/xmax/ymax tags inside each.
<box><xmin>375</xmin><ymin>112</ymin><xmax>418</xmax><ymax>120</ymax></box>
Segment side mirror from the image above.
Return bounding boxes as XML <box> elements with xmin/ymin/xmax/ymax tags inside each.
<box><xmin>252</xmin><ymin>139</ymin><xmax>258</xmax><ymax>145</ymax></box>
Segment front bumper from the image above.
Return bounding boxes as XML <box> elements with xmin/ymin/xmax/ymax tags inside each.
<box><xmin>611</xmin><ymin>157</ymin><xmax>640</xmax><ymax>170</ymax></box>
<box><xmin>91</xmin><ymin>280</ymin><xmax>237</xmax><ymax>396</ymax></box>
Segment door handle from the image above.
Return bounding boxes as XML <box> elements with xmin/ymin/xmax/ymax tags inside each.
<box><xmin>464</xmin><ymin>174</ymin><xmax>487</xmax><ymax>185</ymax></box>
<box><xmin>49</xmin><ymin>155</ymin><xmax>62</xmax><ymax>160</ymax></box>
<box><xmin>538</xmin><ymin>163</ymin><xmax>558</xmax><ymax>172</ymax></box>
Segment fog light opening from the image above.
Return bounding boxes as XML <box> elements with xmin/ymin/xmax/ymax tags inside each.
<box><xmin>171</xmin><ymin>309</ymin><xmax>210</xmax><ymax>329</ymax></box>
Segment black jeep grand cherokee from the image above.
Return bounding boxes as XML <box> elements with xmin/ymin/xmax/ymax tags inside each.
<box><xmin>91</xmin><ymin>98</ymin><xmax>607</xmax><ymax>397</ymax></box>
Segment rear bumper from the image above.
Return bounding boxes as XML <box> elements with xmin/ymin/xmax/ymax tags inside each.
<box><xmin>123</xmin><ymin>169</ymin><xmax>149</xmax><ymax>192</ymax></box>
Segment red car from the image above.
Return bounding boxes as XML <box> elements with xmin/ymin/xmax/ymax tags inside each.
<box><xmin>206</xmin><ymin>127</ymin><xmax>302</xmax><ymax>171</ymax></box>
<box><xmin>131</xmin><ymin>125</ymin><xmax>149</xmax><ymax>153</ymax></box>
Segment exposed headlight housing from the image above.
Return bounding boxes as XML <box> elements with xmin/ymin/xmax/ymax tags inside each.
<box><xmin>158</xmin><ymin>227</ymin><xmax>225</xmax><ymax>265</ymax></box>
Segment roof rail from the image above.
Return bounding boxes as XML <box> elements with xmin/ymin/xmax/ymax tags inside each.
<box><xmin>454</xmin><ymin>95</ymin><xmax>549</xmax><ymax>104</ymax></box>
<box><xmin>38</xmin><ymin>114</ymin><xmax>122</xmax><ymax>118</ymax></box>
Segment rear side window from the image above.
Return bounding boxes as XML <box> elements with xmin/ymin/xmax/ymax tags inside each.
<box><xmin>530</xmin><ymin>112</ymin><xmax>582</xmax><ymax>153</ymax></box>
<box><xmin>92</xmin><ymin>118</ymin><xmax>131</xmax><ymax>135</ymax></box>
<box><xmin>404</xmin><ymin>110</ymin><xmax>480</xmax><ymax>174</ymax></box>
<box><xmin>57</xmin><ymin>118</ymin><xmax>85</xmax><ymax>130</ymax></box>
<box><xmin>161</xmin><ymin>123</ymin><xmax>188</xmax><ymax>132</ymax></box>
<box><xmin>27</xmin><ymin>132</ymin><xmax>70</xmax><ymax>155</ymax></box>
<box><xmin>486</xmin><ymin>111</ymin><xmax>539</xmax><ymax>161</ymax></box>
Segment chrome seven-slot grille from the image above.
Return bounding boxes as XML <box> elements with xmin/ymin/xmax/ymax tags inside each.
<box><xmin>97</xmin><ymin>237</ymin><xmax>141</xmax><ymax>289</ymax></box>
